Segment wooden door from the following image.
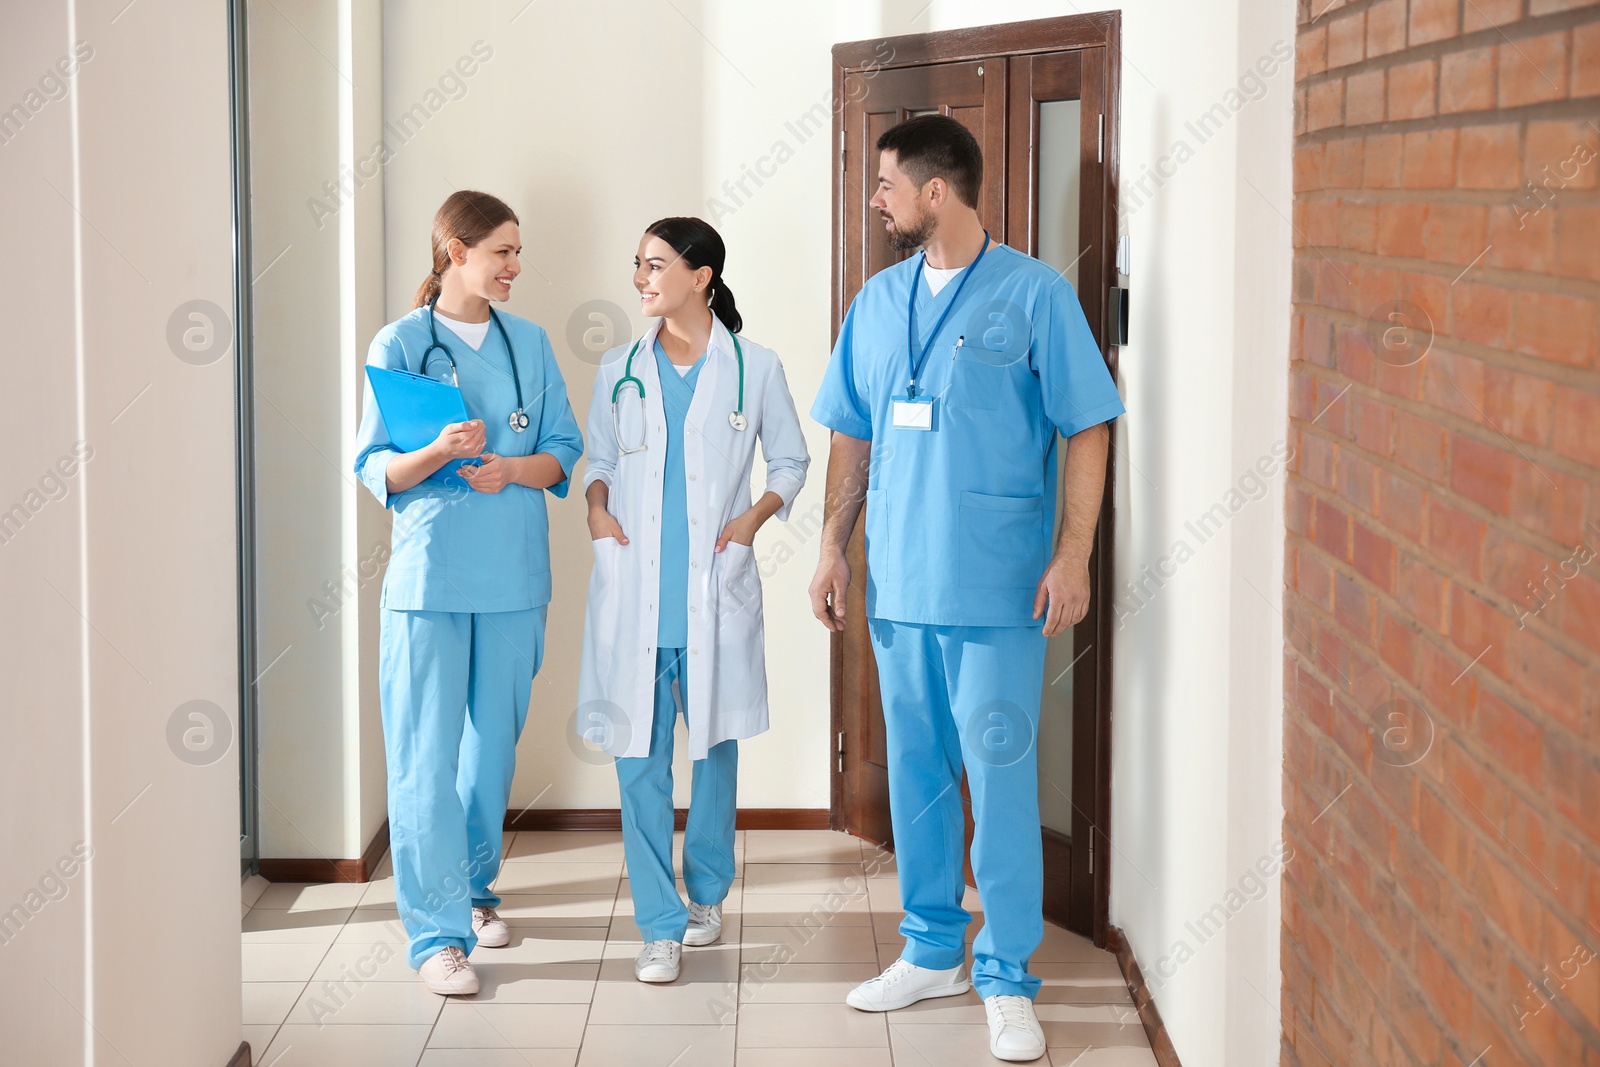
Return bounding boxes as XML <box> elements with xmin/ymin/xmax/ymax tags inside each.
<box><xmin>829</xmin><ymin>13</ymin><xmax>1122</xmax><ymax>943</ymax></box>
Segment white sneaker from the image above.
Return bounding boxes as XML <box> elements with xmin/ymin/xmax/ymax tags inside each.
<box><xmin>985</xmin><ymin>994</ymin><xmax>1046</xmax><ymax>1062</ymax></box>
<box><xmin>684</xmin><ymin>901</ymin><xmax>723</xmax><ymax>946</ymax></box>
<box><xmin>418</xmin><ymin>946</ymin><xmax>479</xmax><ymax>996</ymax></box>
<box><xmin>472</xmin><ymin>906</ymin><xmax>510</xmax><ymax>948</ymax></box>
<box><xmin>634</xmin><ymin>939</ymin><xmax>682</xmax><ymax>983</ymax></box>
<box><xmin>844</xmin><ymin>957</ymin><xmax>969</xmax><ymax>1012</ymax></box>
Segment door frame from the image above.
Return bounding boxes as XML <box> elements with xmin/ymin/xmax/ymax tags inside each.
<box><xmin>228</xmin><ymin>0</ymin><xmax>261</xmax><ymax>878</ymax></box>
<box><xmin>828</xmin><ymin>12</ymin><xmax>1122</xmax><ymax>946</ymax></box>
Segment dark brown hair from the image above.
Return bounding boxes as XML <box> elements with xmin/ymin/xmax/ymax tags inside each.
<box><xmin>876</xmin><ymin>114</ymin><xmax>983</xmax><ymax>209</ymax></box>
<box><xmin>411</xmin><ymin>190</ymin><xmax>520</xmax><ymax>309</ymax></box>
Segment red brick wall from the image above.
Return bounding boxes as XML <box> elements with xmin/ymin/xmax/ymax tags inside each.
<box><xmin>1285</xmin><ymin>0</ymin><xmax>1600</xmax><ymax>1064</ymax></box>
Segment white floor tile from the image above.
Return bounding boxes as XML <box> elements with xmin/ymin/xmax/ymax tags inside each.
<box><xmin>575</xmin><ymin>1024</ymin><xmax>735</xmax><ymax>1067</ymax></box>
<box><xmin>242</xmin><ymin>873</ymin><xmax>270</xmax><ymax>909</ymax></box>
<box><xmin>333</xmin><ymin>906</ymin><xmax>410</xmax><ymax>946</ymax></box>
<box><xmin>253</xmin><ymin>881</ymin><xmax>369</xmax><ymax>912</ymax></box>
<box><xmin>740</xmin><ymin>892</ymin><xmax>873</xmax><ymax>927</ymax></box>
<box><xmin>737</xmin><ymin>961</ymin><xmax>879</xmax><ymax>1004</ymax></box>
<box><xmin>588</xmin><ymin>943</ymin><xmax>741</xmax><ymax>1026</ymax></box>
<box><xmin>427</xmin><ymin>1001</ymin><xmax>588</xmax><ymax>1048</ymax></box>
<box><xmin>468</xmin><ymin>961</ymin><xmax>598</xmax><ymax>1003</ymax></box>
<box><xmin>507</xmin><ymin>830</ymin><xmax>625</xmax><ymax>863</ymax></box>
<box><xmin>242</xmin><ymin>943</ymin><xmax>331</xmax><ymax>983</ymax></box>
<box><xmin>420</xmin><ymin>1052</ymin><xmax>577</xmax><ymax>1067</ymax></box>
<box><xmin>242</xmin><ymin>981</ymin><xmax>304</xmax><ymax>1026</ymax></box>
<box><xmin>1048</xmin><ymin>1047</ymin><xmax>1161</xmax><ymax>1066</ymax></box>
<box><xmin>743</xmin><ymin>863</ymin><xmax>866</xmax><ymax>896</ymax></box>
<box><xmin>1036</xmin><ymin>1003</ymin><xmax>1152</xmax><ymax>1049</ymax></box>
<box><xmin>355</xmin><ymin>874</ymin><xmax>395</xmax><ymax>907</ymax></box>
<box><xmin>311</xmin><ymin>941</ymin><xmax>417</xmax><ymax>983</ymax></box>
<box><xmin>741</xmin><ymin>925</ymin><xmax>878</xmax><ymax>966</ymax></box>
<box><xmin>257</xmin><ymin>1023</ymin><xmax>433</xmax><ymax>1067</ymax></box>
<box><xmin>493</xmin><ymin>893</ymin><xmax>617</xmax><ymax>926</ymax></box>
<box><xmin>736</xmin><ymin>1051</ymin><xmax>891</xmax><ymax>1067</ymax></box>
<box><xmin>283</xmin><ymin>978</ymin><xmax>444</xmax><ymax>1026</ymax></box>
<box><xmin>735</xmin><ymin>1002</ymin><xmax>889</xmax><ymax>1047</ymax></box>
<box><xmin>492</xmin><ymin>859</ymin><xmax>620</xmax><ymax>895</ymax></box>
<box><xmin>890</xmin><ymin>1022</ymin><xmax>998</xmax><ymax>1067</ymax></box>
<box><xmin>742</xmin><ymin>829</ymin><xmax>864</xmax><ymax>865</ymax></box>
<box><xmin>473</xmin><ymin>926</ymin><xmax>608</xmax><ymax>965</ymax></box>
<box><xmin>242</xmin><ymin>907</ymin><xmax>354</xmax><ymax>946</ymax></box>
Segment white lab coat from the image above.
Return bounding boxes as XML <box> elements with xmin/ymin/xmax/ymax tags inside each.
<box><xmin>578</xmin><ymin>317</ymin><xmax>810</xmax><ymax>760</ymax></box>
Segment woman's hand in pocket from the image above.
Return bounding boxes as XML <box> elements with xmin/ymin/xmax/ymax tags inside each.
<box><xmin>716</xmin><ymin>510</ymin><xmax>760</xmax><ymax>552</ymax></box>
<box><xmin>588</xmin><ymin>505</ymin><xmax>628</xmax><ymax>545</ymax></box>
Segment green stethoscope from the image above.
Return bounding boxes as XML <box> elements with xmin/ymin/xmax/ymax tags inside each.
<box><xmin>611</xmin><ymin>332</ymin><xmax>745</xmax><ymax>455</ymax></box>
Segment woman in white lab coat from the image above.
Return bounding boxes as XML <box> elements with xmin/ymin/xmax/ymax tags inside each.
<box><xmin>579</xmin><ymin>217</ymin><xmax>809</xmax><ymax>983</ymax></box>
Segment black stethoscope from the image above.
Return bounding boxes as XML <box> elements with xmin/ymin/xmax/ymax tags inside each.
<box><xmin>421</xmin><ymin>295</ymin><xmax>530</xmax><ymax>432</ymax></box>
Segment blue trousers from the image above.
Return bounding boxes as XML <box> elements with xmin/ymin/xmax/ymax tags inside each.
<box><xmin>868</xmin><ymin>619</ymin><xmax>1048</xmax><ymax>999</ymax></box>
<box><xmin>378</xmin><ymin>606</ymin><xmax>545</xmax><ymax>969</ymax></box>
<box><xmin>614</xmin><ymin>647</ymin><xmax>738</xmax><ymax>942</ymax></box>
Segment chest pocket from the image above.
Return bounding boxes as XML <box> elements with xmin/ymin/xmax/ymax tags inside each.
<box><xmin>950</xmin><ymin>342</ymin><xmax>1024</xmax><ymax>411</ymax></box>
<box><xmin>950</xmin><ymin>297</ymin><xmax>1034</xmax><ymax>411</ymax></box>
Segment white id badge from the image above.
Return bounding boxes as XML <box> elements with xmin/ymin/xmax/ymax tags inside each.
<box><xmin>891</xmin><ymin>395</ymin><xmax>935</xmax><ymax>430</ymax></box>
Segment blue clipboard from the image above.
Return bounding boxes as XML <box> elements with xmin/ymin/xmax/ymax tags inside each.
<box><xmin>364</xmin><ymin>365</ymin><xmax>477</xmax><ymax>486</ymax></box>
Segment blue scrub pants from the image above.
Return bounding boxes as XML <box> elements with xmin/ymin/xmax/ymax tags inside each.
<box><xmin>868</xmin><ymin>619</ymin><xmax>1048</xmax><ymax>1000</ymax></box>
<box><xmin>379</xmin><ymin>606</ymin><xmax>546</xmax><ymax>969</ymax></box>
<box><xmin>615</xmin><ymin>647</ymin><xmax>738</xmax><ymax>942</ymax></box>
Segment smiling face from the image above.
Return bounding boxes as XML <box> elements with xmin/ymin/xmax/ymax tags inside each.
<box><xmin>448</xmin><ymin>220</ymin><xmax>522</xmax><ymax>302</ymax></box>
<box><xmin>633</xmin><ymin>233</ymin><xmax>712</xmax><ymax>319</ymax></box>
<box><xmin>870</xmin><ymin>149</ymin><xmax>937</xmax><ymax>253</ymax></box>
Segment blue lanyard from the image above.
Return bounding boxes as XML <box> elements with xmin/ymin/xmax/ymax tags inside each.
<box><xmin>905</xmin><ymin>231</ymin><xmax>990</xmax><ymax>398</ymax></box>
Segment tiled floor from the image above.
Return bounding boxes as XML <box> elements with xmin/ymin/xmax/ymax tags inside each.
<box><xmin>241</xmin><ymin>830</ymin><xmax>1156</xmax><ymax>1067</ymax></box>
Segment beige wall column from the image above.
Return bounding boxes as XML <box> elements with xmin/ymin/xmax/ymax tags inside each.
<box><xmin>0</xmin><ymin>1</ymin><xmax>244</xmax><ymax>1063</ymax></box>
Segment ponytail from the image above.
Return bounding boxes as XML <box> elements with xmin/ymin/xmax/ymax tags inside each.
<box><xmin>411</xmin><ymin>190</ymin><xmax>520</xmax><ymax>310</ymax></box>
<box><xmin>644</xmin><ymin>216</ymin><xmax>742</xmax><ymax>334</ymax></box>
<box><xmin>707</xmin><ymin>278</ymin><xmax>743</xmax><ymax>334</ymax></box>
<box><xmin>413</xmin><ymin>269</ymin><xmax>443</xmax><ymax>311</ymax></box>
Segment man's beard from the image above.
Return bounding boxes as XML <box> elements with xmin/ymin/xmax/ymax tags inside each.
<box><xmin>885</xmin><ymin>206</ymin><xmax>935</xmax><ymax>253</ymax></box>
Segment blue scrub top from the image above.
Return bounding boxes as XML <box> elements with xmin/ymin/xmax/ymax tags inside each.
<box><xmin>653</xmin><ymin>339</ymin><xmax>706</xmax><ymax>648</ymax></box>
<box><xmin>353</xmin><ymin>306</ymin><xmax>585</xmax><ymax>613</ymax></box>
<box><xmin>811</xmin><ymin>243</ymin><xmax>1124</xmax><ymax>627</ymax></box>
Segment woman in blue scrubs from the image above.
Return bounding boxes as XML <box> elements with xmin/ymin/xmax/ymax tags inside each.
<box><xmin>353</xmin><ymin>190</ymin><xmax>584</xmax><ymax>996</ymax></box>
<box><xmin>579</xmin><ymin>218</ymin><xmax>810</xmax><ymax>984</ymax></box>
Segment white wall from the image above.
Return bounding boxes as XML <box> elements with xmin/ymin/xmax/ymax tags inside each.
<box><xmin>379</xmin><ymin>0</ymin><xmax>839</xmax><ymax>809</ymax></box>
<box><xmin>248</xmin><ymin>0</ymin><xmax>389</xmax><ymax>861</ymax></box>
<box><xmin>0</xmin><ymin>1</ymin><xmax>243</xmax><ymax>1063</ymax></box>
<box><xmin>1068</xmin><ymin>0</ymin><xmax>1294</xmax><ymax>1063</ymax></box>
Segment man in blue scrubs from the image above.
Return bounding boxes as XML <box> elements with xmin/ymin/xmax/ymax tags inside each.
<box><xmin>808</xmin><ymin>115</ymin><xmax>1123</xmax><ymax>1063</ymax></box>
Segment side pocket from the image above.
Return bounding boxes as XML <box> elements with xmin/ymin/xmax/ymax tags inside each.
<box><xmin>713</xmin><ymin>541</ymin><xmax>766</xmax><ymax>704</ymax></box>
<box><xmin>715</xmin><ymin>541</ymin><xmax>763</xmax><ymax>634</ymax></box>
<box><xmin>586</xmin><ymin>536</ymin><xmax>621</xmax><ymax>670</ymax></box>
<box><xmin>864</xmin><ymin>487</ymin><xmax>892</xmax><ymax>586</ymax></box>
<box><xmin>957</xmin><ymin>491</ymin><xmax>1047</xmax><ymax>589</ymax></box>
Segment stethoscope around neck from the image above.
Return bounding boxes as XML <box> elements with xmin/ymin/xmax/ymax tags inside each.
<box><xmin>422</xmin><ymin>294</ymin><xmax>531</xmax><ymax>432</ymax></box>
<box><xmin>610</xmin><ymin>329</ymin><xmax>745</xmax><ymax>455</ymax></box>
